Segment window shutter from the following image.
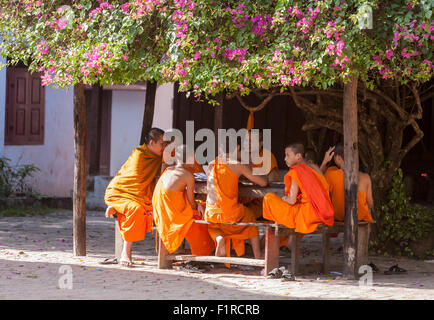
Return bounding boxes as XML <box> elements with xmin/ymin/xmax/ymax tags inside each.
<box><xmin>5</xmin><ymin>68</ymin><xmax>45</xmax><ymax>145</ymax></box>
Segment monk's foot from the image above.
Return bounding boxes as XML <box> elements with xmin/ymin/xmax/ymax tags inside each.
<box><xmin>215</xmin><ymin>236</ymin><xmax>226</xmax><ymax>257</ymax></box>
<box><xmin>105</xmin><ymin>206</ymin><xmax>116</xmax><ymax>218</ymax></box>
<box><xmin>119</xmin><ymin>257</ymin><xmax>134</xmax><ymax>267</ymax></box>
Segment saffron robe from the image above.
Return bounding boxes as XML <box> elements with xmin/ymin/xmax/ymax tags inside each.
<box><xmin>152</xmin><ymin>174</ymin><xmax>215</xmax><ymax>255</ymax></box>
<box><xmin>324</xmin><ymin>166</ymin><xmax>373</xmax><ymax>222</ymax></box>
<box><xmin>204</xmin><ymin>159</ymin><xmax>259</xmax><ymax>259</ymax></box>
<box><xmin>263</xmin><ymin>163</ymin><xmax>334</xmax><ymax>234</ymax></box>
<box><xmin>240</xmin><ymin>150</ymin><xmax>279</xmax><ymax>219</ymax></box>
<box><xmin>105</xmin><ymin>144</ymin><xmax>162</xmax><ymax>242</ymax></box>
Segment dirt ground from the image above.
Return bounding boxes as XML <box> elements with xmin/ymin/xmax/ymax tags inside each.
<box><xmin>0</xmin><ymin>210</ymin><xmax>433</xmax><ymax>300</ymax></box>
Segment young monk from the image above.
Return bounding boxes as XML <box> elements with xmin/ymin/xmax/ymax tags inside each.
<box><xmin>104</xmin><ymin>128</ymin><xmax>166</xmax><ymax>267</ymax></box>
<box><xmin>205</xmin><ymin>139</ymin><xmax>269</xmax><ymax>260</ymax></box>
<box><xmin>262</xmin><ymin>143</ymin><xmax>334</xmax><ymax>248</ymax></box>
<box><xmin>152</xmin><ymin>145</ymin><xmax>215</xmax><ymax>256</ymax></box>
<box><xmin>239</xmin><ymin>130</ymin><xmax>279</xmax><ymax>220</ymax></box>
<box><xmin>321</xmin><ymin>144</ymin><xmax>374</xmax><ymax>222</ymax></box>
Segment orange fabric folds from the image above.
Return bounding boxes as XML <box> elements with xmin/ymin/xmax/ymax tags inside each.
<box><xmin>263</xmin><ymin>164</ymin><xmax>333</xmax><ymax>234</ymax></box>
<box><xmin>105</xmin><ymin>144</ymin><xmax>162</xmax><ymax>241</ymax></box>
<box><xmin>292</xmin><ymin>164</ymin><xmax>334</xmax><ymax>226</ymax></box>
<box><xmin>324</xmin><ymin>166</ymin><xmax>373</xmax><ymax>222</ymax></box>
<box><xmin>152</xmin><ymin>178</ymin><xmax>214</xmax><ymax>255</ymax></box>
<box><xmin>205</xmin><ymin>160</ymin><xmax>258</xmax><ymax>258</ymax></box>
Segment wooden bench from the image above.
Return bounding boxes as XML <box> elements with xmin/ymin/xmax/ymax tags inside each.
<box><xmin>158</xmin><ymin>220</ymin><xmax>372</xmax><ymax>276</ymax></box>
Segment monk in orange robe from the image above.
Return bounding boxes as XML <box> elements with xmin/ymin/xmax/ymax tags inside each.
<box><xmin>152</xmin><ymin>145</ymin><xmax>215</xmax><ymax>256</ymax></box>
<box><xmin>205</xmin><ymin>140</ymin><xmax>268</xmax><ymax>261</ymax></box>
<box><xmin>239</xmin><ymin>130</ymin><xmax>279</xmax><ymax>219</ymax></box>
<box><xmin>321</xmin><ymin>144</ymin><xmax>374</xmax><ymax>223</ymax></box>
<box><xmin>263</xmin><ymin>143</ymin><xmax>334</xmax><ymax>248</ymax></box>
<box><xmin>104</xmin><ymin>128</ymin><xmax>166</xmax><ymax>267</ymax></box>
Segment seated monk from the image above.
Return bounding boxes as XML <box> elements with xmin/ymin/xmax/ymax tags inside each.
<box><xmin>321</xmin><ymin>143</ymin><xmax>374</xmax><ymax>223</ymax></box>
<box><xmin>239</xmin><ymin>130</ymin><xmax>279</xmax><ymax>219</ymax></box>
<box><xmin>152</xmin><ymin>145</ymin><xmax>215</xmax><ymax>256</ymax></box>
<box><xmin>205</xmin><ymin>139</ymin><xmax>268</xmax><ymax>261</ymax></box>
<box><xmin>262</xmin><ymin>143</ymin><xmax>334</xmax><ymax>248</ymax></box>
<box><xmin>104</xmin><ymin>128</ymin><xmax>166</xmax><ymax>267</ymax></box>
<box><xmin>162</xmin><ymin>138</ymin><xmax>205</xmax><ymax>175</ymax></box>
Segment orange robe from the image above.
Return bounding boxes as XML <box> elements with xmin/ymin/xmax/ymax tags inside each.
<box><xmin>240</xmin><ymin>150</ymin><xmax>279</xmax><ymax>219</ymax></box>
<box><xmin>152</xmin><ymin>174</ymin><xmax>215</xmax><ymax>255</ymax></box>
<box><xmin>263</xmin><ymin>163</ymin><xmax>334</xmax><ymax>234</ymax></box>
<box><xmin>204</xmin><ymin>159</ymin><xmax>259</xmax><ymax>259</ymax></box>
<box><xmin>324</xmin><ymin>166</ymin><xmax>373</xmax><ymax>222</ymax></box>
<box><xmin>105</xmin><ymin>144</ymin><xmax>162</xmax><ymax>242</ymax></box>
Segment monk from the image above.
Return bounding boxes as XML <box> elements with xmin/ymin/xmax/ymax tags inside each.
<box><xmin>321</xmin><ymin>144</ymin><xmax>374</xmax><ymax>222</ymax></box>
<box><xmin>152</xmin><ymin>145</ymin><xmax>215</xmax><ymax>256</ymax></box>
<box><xmin>262</xmin><ymin>143</ymin><xmax>334</xmax><ymax>248</ymax></box>
<box><xmin>304</xmin><ymin>148</ymin><xmax>319</xmax><ymax>167</ymax></box>
<box><xmin>104</xmin><ymin>128</ymin><xmax>166</xmax><ymax>267</ymax></box>
<box><xmin>239</xmin><ymin>130</ymin><xmax>279</xmax><ymax>220</ymax></box>
<box><xmin>205</xmin><ymin>140</ymin><xmax>268</xmax><ymax>260</ymax></box>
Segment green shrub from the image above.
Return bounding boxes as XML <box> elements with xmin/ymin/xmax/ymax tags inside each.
<box><xmin>371</xmin><ymin>169</ymin><xmax>434</xmax><ymax>258</ymax></box>
<box><xmin>0</xmin><ymin>156</ymin><xmax>40</xmax><ymax>198</ymax></box>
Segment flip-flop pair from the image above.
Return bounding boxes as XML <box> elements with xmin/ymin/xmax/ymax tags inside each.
<box><xmin>99</xmin><ymin>258</ymin><xmax>118</xmax><ymax>265</ymax></box>
<box><xmin>384</xmin><ymin>265</ymin><xmax>407</xmax><ymax>275</ymax></box>
<box><xmin>267</xmin><ymin>266</ymin><xmax>295</xmax><ymax>281</ymax></box>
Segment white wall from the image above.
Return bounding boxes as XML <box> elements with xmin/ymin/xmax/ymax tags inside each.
<box><xmin>109</xmin><ymin>83</ymin><xmax>174</xmax><ymax>176</ymax></box>
<box><xmin>4</xmin><ymin>86</ymin><xmax>74</xmax><ymax>197</ymax></box>
<box><xmin>0</xmin><ymin>56</ymin><xmax>6</xmax><ymax>156</ymax></box>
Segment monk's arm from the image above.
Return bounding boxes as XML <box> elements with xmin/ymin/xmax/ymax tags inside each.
<box><xmin>267</xmin><ymin>168</ymin><xmax>280</xmax><ymax>182</ymax></box>
<box><xmin>186</xmin><ymin>174</ymin><xmax>198</xmax><ymax>210</ymax></box>
<box><xmin>283</xmin><ymin>179</ymin><xmax>299</xmax><ymax>205</ymax></box>
<box><xmin>241</xmin><ymin>164</ymin><xmax>268</xmax><ymax>187</ymax></box>
<box><xmin>366</xmin><ymin>177</ymin><xmax>374</xmax><ymax>210</ymax></box>
<box><xmin>320</xmin><ymin>146</ymin><xmax>335</xmax><ymax>173</ymax></box>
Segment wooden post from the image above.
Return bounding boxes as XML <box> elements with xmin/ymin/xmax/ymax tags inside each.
<box><xmin>73</xmin><ymin>83</ymin><xmax>87</xmax><ymax>256</ymax></box>
<box><xmin>322</xmin><ymin>233</ymin><xmax>330</xmax><ymax>274</ymax></box>
<box><xmin>343</xmin><ymin>75</ymin><xmax>359</xmax><ymax>279</ymax></box>
<box><xmin>140</xmin><ymin>81</ymin><xmax>157</xmax><ymax>145</ymax></box>
<box><xmin>357</xmin><ymin>223</ymin><xmax>370</xmax><ymax>269</ymax></box>
<box><xmin>114</xmin><ymin>214</ymin><xmax>123</xmax><ymax>261</ymax></box>
<box><xmin>290</xmin><ymin>234</ymin><xmax>301</xmax><ymax>275</ymax></box>
<box><xmin>264</xmin><ymin>226</ymin><xmax>280</xmax><ymax>275</ymax></box>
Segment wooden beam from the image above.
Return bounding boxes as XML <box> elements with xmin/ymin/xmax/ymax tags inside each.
<box><xmin>264</xmin><ymin>226</ymin><xmax>280</xmax><ymax>274</ymax></box>
<box><xmin>166</xmin><ymin>255</ymin><xmax>266</xmax><ymax>267</ymax></box>
<box><xmin>73</xmin><ymin>83</ymin><xmax>87</xmax><ymax>256</ymax></box>
<box><xmin>343</xmin><ymin>75</ymin><xmax>359</xmax><ymax>279</ymax></box>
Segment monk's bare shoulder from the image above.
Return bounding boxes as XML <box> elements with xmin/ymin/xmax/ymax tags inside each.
<box><xmin>307</xmin><ymin>163</ymin><xmax>324</xmax><ymax>176</ymax></box>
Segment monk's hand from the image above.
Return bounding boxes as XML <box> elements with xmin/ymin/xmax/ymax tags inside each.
<box><xmin>197</xmin><ymin>202</ymin><xmax>205</xmax><ymax>217</ymax></box>
<box><xmin>323</xmin><ymin>146</ymin><xmax>335</xmax><ymax>164</ymax></box>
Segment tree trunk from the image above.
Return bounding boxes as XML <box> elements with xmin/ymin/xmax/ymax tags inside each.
<box><xmin>73</xmin><ymin>83</ymin><xmax>87</xmax><ymax>256</ymax></box>
<box><xmin>140</xmin><ymin>81</ymin><xmax>157</xmax><ymax>145</ymax></box>
<box><xmin>343</xmin><ymin>75</ymin><xmax>359</xmax><ymax>280</ymax></box>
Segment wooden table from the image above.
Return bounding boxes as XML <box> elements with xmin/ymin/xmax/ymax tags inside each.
<box><xmin>194</xmin><ymin>179</ymin><xmax>285</xmax><ymax>198</ymax></box>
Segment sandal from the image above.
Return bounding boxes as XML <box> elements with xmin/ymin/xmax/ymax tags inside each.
<box><xmin>119</xmin><ymin>258</ymin><xmax>134</xmax><ymax>268</ymax></box>
<box><xmin>384</xmin><ymin>265</ymin><xmax>407</xmax><ymax>275</ymax></box>
<box><xmin>368</xmin><ymin>262</ymin><xmax>379</xmax><ymax>273</ymax></box>
<box><xmin>267</xmin><ymin>266</ymin><xmax>285</xmax><ymax>279</ymax></box>
<box><xmin>281</xmin><ymin>269</ymin><xmax>296</xmax><ymax>282</ymax></box>
<box><xmin>99</xmin><ymin>258</ymin><xmax>118</xmax><ymax>265</ymax></box>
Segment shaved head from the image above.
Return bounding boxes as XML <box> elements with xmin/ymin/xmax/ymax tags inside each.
<box><xmin>285</xmin><ymin>142</ymin><xmax>305</xmax><ymax>157</ymax></box>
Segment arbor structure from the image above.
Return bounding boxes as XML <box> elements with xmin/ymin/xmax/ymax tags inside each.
<box><xmin>1</xmin><ymin>0</ymin><xmax>432</xmax><ymax>277</ymax></box>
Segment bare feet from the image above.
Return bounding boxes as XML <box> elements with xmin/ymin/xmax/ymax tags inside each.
<box><xmin>215</xmin><ymin>235</ymin><xmax>227</xmax><ymax>257</ymax></box>
<box><xmin>105</xmin><ymin>206</ymin><xmax>117</xmax><ymax>218</ymax></box>
<box><xmin>120</xmin><ymin>241</ymin><xmax>134</xmax><ymax>267</ymax></box>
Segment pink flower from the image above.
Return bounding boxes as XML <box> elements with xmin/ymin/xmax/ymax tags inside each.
<box><xmin>194</xmin><ymin>51</ymin><xmax>201</xmax><ymax>60</ymax></box>
<box><xmin>122</xmin><ymin>55</ymin><xmax>129</xmax><ymax>61</ymax></box>
<box><xmin>386</xmin><ymin>49</ymin><xmax>394</xmax><ymax>60</ymax></box>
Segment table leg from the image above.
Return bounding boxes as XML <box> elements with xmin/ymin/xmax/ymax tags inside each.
<box><xmin>264</xmin><ymin>226</ymin><xmax>280</xmax><ymax>275</ymax></box>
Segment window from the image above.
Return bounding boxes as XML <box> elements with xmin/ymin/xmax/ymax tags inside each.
<box><xmin>5</xmin><ymin>67</ymin><xmax>45</xmax><ymax>145</ymax></box>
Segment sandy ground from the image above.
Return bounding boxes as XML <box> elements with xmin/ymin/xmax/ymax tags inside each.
<box><xmin>0</xmin><ymin>210</ymin><xmax>433</xmax><ymax>300</ymax></box>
